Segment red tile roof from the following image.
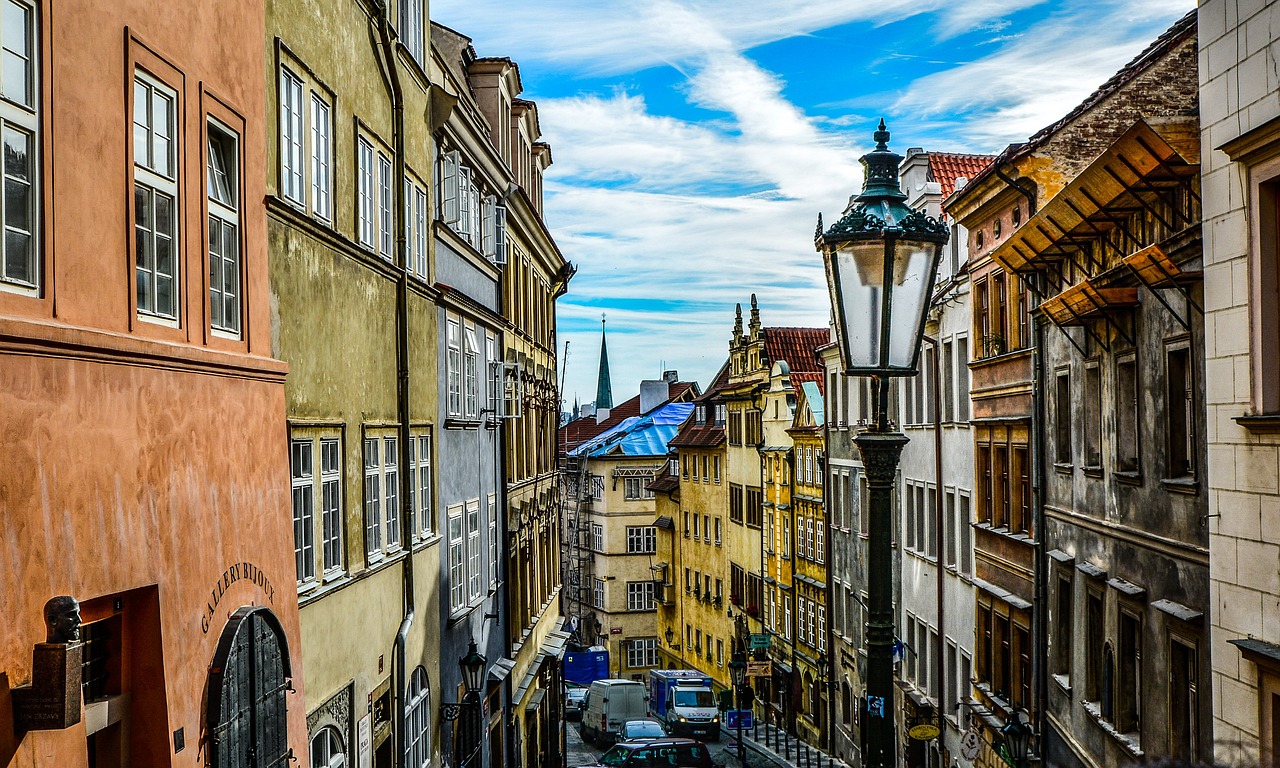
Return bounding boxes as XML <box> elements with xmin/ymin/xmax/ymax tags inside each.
<box><xmin>669</xmin><ymin>424</ymin><xmax>725</xmax><ymax>449</ymax></box>
<box><xmin>558</xmin><ymin>381</ymin><xmax>699</xmax><ymax>455</ymax></box>
<box><xmin>788</xmin><ymin>370</ymin><xmax>824</xmax><ymax>393</ymax></box>
<box><xmin>762</xmin><ymin>327</ymin><xmax>828</xmax><ymax>374</ymax></box>
<box><xmin>928</xmin><ymin>153</ymin><xmax>996</xmax><ymax>209</ymax></box>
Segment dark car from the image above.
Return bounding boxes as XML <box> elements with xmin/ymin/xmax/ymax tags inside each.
<box><xmin>581</xmin><ymin>737</ymin><xmax>715</xmax><ymax>768</ymax></box>
<box><xmin>618</xmin><ymin>719</ymin><xmax>667</xmax><ymax>742</ymax></box>
<box><xmin>565</xmin><ymin>687</ymin><xmax>588</xmax><ymax>720</ymax></box>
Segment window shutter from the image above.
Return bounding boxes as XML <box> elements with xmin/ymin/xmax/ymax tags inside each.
<box><xmin>494</xmin><ymin>204</ymin><xmax>508</xmax><ymax>265</ymax></box>
<box><xmin>440</xmin><ymin>150</ymin><xmax>459</xmax><ymax>225</ymax></box>
<box><xmin>481</xmin><ymin>195</ymin><xmax>495</xmax><ymax>259</ymax></box>
<box><xmin>457</xmin><ymin>164</ymin><xmax>472</xmax><ymax>237</ymax></box>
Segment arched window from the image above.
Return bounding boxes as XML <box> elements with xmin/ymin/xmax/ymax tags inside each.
<box><xmin>311</xmin><ymin>726</ymin><xmax>346</xmax><ymax>768</ymax></box>
<box><xmin>206</xmin><ymin>606</ymin><xmax>293</xmax><ymax>768</ymax></box>
<box><xmin>407</xmin><ymin>667</ymin><xmax>432</xmax><ymax>768</ymax></box>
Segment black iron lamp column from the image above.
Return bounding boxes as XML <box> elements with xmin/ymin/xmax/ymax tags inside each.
<box><xmin>815</xmin><ymin>119</ymin><xmax>949</xmax><ymax>768</ymax></box>
<box><xmin>441</xmin><ymin>640</ymin><xmax>488</xmax><ymax>768</ymax></box>
<box><xmin>728</xmin><ymin>654</ymin><xmax>748</xmax><ymax>767</ymax></box>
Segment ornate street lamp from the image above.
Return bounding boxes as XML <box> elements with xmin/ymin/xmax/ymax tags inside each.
<box><xmin>441</xmin><ymin>640</ymin><xmax>487</xmax><ymax>768</ymax></box>
<box><xmin>728</xmin><ymin>654</ymin><xmax>748</xmax><ymax>766</ymax></box>
<box><xmin>815</xmin><ymin>119</ymin><xmax>948</xmax><ymax>768</ymax></box>
<box><xmin>1001</xmin><ymin>710</ymin><xmax>1033</xmax><ymax>768</ymax></box>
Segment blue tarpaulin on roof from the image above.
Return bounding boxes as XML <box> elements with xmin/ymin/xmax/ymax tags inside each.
<box><xmin>568</xmin><ymin>402</ymin><xmax>694</xmax><ymax>458</ymax></box>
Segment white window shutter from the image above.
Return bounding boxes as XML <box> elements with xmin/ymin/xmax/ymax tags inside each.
<box><xmin>469</xmin><ymin>183</ymin><xmax>482</xmax><ymax>247</ymax></box>
<box><xmin>440</xmin><ymin>150</ymin><xmax>459</xmax><ymax>225</ymax></box>
<box><xmin>457</xmin><ymin>165</ymin><xmax>473</xmax><ymax>238</ymax></box>
<box><xmin>481</xmin><ymin>195</ymin><xmax>495</xmax><ymax>260</ymax></box>
<box><xmin>494</xmin><ymin>204</ymin><xmax>508</xmax><ymax>265</ymax></box>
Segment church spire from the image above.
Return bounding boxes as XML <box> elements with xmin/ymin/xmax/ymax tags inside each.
<box><xmin>595</xmin><ymin>315</ymin><xmax>613</xmax><ymax>411</ymax></box>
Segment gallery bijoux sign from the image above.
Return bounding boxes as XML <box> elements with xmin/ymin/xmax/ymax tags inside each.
<box><xmin>201</xmin><ymin>561</ymin><xmax>278</xmax><ymax>633</ymax></box>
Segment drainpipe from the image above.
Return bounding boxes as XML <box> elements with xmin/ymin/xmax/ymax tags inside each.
<box><xmin>923</xmin><ymin>335</ymin><xmax>944</xmax><ymax>744</ymax></box>
<box><xmin>1030</xmin><ymin>280</ymin><xmax>1049</xmax><ymax>758</ymax></box>
<box><xmin>823</xmin><ymin>398</ymin><xmax>836</xmax><ymax>755</ymax></box>
<box><xmin>371</xmin><ymin>6</ymin><xmax>414</xmax><ymax>768</ymax></box>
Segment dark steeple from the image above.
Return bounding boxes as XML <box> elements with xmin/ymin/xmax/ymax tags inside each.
<box><xmin>595</xmin><ymin>316</ymin><xmax>613</xmax><ymax>410</ymax></box>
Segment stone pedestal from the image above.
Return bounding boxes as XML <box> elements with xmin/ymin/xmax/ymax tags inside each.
<box><xmin>12</xmin><ymin>642</ymin><xmax>82</xmax><ymax>731</ymax></box>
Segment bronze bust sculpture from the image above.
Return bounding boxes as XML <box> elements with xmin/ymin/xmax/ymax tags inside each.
<box><xmin>43</xmin><ymin>596</ymin><xmax>81</xmax><ymax>644</ymax></box>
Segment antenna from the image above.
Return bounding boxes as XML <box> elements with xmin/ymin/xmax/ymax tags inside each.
<box><xmin>559</xmin><ymin>339</ymin><xmax>570</xmax><ymax>418</ymax></box>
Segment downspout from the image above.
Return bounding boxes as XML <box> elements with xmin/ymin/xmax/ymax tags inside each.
<box><xmin>822</xmin><ymin>388</ymin><xmax>836</xmax><ymax>755</ymax></box>
<box><xmin>372</xmin><ymin>6</ymin><xmax>413</xmax><ymax>767</ymax></box>
<box><xmin>1030</xmin><ymin>279</ymin><xmax>1049</xmax><ymax>757</ymax></box>
<box><xmin>923</xmin><ymin>334</ymin><xmax>944</xmax><ymax>743</ymax></box>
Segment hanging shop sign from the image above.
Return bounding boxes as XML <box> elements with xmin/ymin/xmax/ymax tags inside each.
<box><xmin>908</xmin><ymin>724</ymin><xmax>940</xmax><ymax>741</ymax></box>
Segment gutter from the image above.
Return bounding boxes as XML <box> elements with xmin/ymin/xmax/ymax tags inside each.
<box><xmin>371</xmin><ymin>6</ymin><xmax>415</xmax><ymax>768</ymax></box>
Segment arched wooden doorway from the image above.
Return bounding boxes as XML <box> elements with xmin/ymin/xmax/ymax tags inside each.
<box><xmin>206</xmin><ymin>606</ymin><xmax>293</xmax><ymax>768</ymax></box>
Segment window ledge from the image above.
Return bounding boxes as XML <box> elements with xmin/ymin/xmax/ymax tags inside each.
<box><xmin>1112</xmin><ymin>470</ymin><xmax>1142</xmax><ymax>486</ymax></box>
<box><xmin>1161</xmin><ymin>476</ymin><xmax>1200</xmax><ymax>495</ymax></box>
<box><xmin>445</xmin><ymin>418</ymin><xmax>483</xmax><ymax>430</ymax></box>
<box><xmin>1054</xmin><ymin>462</ymin><xmax>1073</xmax><ymax>475</ymax></box>
<box><xmin>1235</xmin><ymin>414</ymin><xmax>1280</xmax><ymax>433</ymax></box>
<box><xmin>1051</xmin><ymin>673</ymin><xmax>1071</xmax><ymax>694</ymax></box>
<box><xmin>1081</xmin><ymin>465</ymin><xmax>1104</xmax><ymax>478</ymax></box>
<box><xmin>1081</xmin><ymin>700</ymin><xmax>1143</xmax><ymax>758</ymax></box>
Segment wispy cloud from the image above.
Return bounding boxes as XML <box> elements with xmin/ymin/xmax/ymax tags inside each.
<box><xmin>431</xmin><ymin>0</ymin><xmax>1196</xmax><ymax>404</ymax></box>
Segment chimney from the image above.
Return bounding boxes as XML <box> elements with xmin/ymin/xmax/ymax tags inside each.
<box><xmin>662</xmin><ymin>370</ymin><xmax>678</xmax><ymax>383</ymax></box>
<box><xmin>595</xmin><ymin>405</ymin><xmax>611</xmax><ymax>424</ymax></box>
<box><xmin>639</xmin><ymin>379</ymin><xmax>671</xmax><ymax>415</ymax></box>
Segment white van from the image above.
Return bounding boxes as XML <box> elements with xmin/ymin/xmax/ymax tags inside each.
<box><xmin>580</xmin><ymin>679</ymin><xmax>648</xmax><ymax>745</ymax></box>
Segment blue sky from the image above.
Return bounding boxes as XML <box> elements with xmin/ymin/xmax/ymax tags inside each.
<box><xmin>431</xmin><ymin>0</ymin><xmax>1195</xmax><ymax>409</ymax></box>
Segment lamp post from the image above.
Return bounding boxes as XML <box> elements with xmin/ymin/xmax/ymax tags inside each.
<box><xmin>815</xmin><ymin>119</ymin><xmax>948</xmax><ymax>768</ymax></box>
<box><xmin>728</xmin><ymin>654</ymin><xmax>748</xmax><ymax>767</ymax></box>
<box><xmin>442</xmin><ymin>640</ymin><xmax>488</xmax><ymax>768</ymax></box>
<box><xmin>1001</xmin><ymin>710</ymin><xmax>1032</xmax><ymax>768</ymax></box>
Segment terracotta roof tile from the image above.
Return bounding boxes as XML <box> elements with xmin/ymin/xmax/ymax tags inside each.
<box><xmin>669</xmin><ymin>424</ymin><xmax>726</xmax><ymax>449</ymax></box>
<box><xmin>789</xmin><ymin>371</ymin><xmax>824</xmax><ymax>393</ymax></box>
<box><xmin>928</xmin><ymin>153</ymin><xmax>996</xmax><ymax>208</ymax></box>
<box><xmin>762</xmin><ymin>327</ymin><xmax>828</xmax><ymax>374</ymax></box>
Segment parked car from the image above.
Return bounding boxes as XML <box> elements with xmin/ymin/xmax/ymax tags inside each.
<box><xmin>618</xmin><ymin>719</ymin><xmax>667</xmax><ymax>742</ymax></box>
<box><xmin>576</xmin><ymin>738</ymin><xmax>715</xmax><ymax>768</ymax></box>
<box><xmin>581</xmin><ymin>679</ymin><xmax>649</xmax><ymax>745</ymax></box>
<box><xmin>565</xmin><ymin>686</ymin><xmax>588</xmax><ymax>720</ymax></box>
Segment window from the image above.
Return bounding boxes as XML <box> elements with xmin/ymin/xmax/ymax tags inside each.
<box><xmin>626</xmin><ymin>526</ymin><xmax>656</xmax><ymax>553</ymax></box>
<box><xmin>133</xmin><ymin>73</ymin><xmax>179</xmax><ymax>321</ymax></box>
<box><xmin>1118</xmin><ymin>609</ymin><xmax>1141</xmax><ymax>733</ymax></box>
<box><xmin>714</xmin><ymin>517</ymin><xmax>722</xmax><ymax>544</ymax></box>
<box><xmin>716</xmin><ymin>639</ymin><xmax>724</xmax><ymax>667</ymax></box>
<box><xmin>1012</xmin><ymin>447</ymin><xmax>1030</xmax><ymax>535</ymax></box>
<box><xmin>464</xmin><ymin>326</ymin><xmax>479</xmax><ymax>419</ymax></box>
<box><xmin>713</xmin><ymin>456</ymin><xmax>721</xmax><ymax>483</ymax></box>
<box><xmin>437</xmin><ymin>149</ymin><xmax>504</xmax><ymax>260</ymax></box>
<box><xmin>378</xmin><ymin>151</ymin><xmax>392</xmax><ymax>258</ymax></box>
<box><xmin>310</xmin><ymin>94</ymin><xmax>331</xmax><ymax>220</ymax></box>
<box><xmin>1054</xmin><ymin>572</ymin><xmax>1073</xmax><ymax>677</ymax></box>
<box><xmin>593</xmin><ymin>578</ymin><xmax>605</xmax><ymax>609</ymax></box>
<box><xmin>398</xmin><ymin>0</ymin><xmax>424</xmax><ymax>65</ymax></box>
<box><xmin>1116</xmin><ymin>353</ymin><xmax>1140</xmax><ymax>473</ymax></box>
<box><xmin>627</xmin><ymin>581</ymin><xmax>655</xmax><ymax>611</ymax></box>
<box><xmin>591</xmin><ymin>523</ymin><xmax>604</xmax><ymax>552</ymax></box>
<box><xmin>405</xmin><ymin>668</ymin><xmax>430</xmax><ymax>768</ymax></box>
<box><xmin>357</xmin><ymin>137</ymin><xmax>375</xmax><ymax>248</ymax></box>
<box><xmin>628</xmin><ymin>638</ymin><xmax>658</xmax><ymax>668</ymax></box>
<box><xmin>745</xmin><ymin>487</ymin><xmax>762</xmax><ymax>528</ymax></box>
<box><xmin>291</xmin><ymin>439</ymin><xmax>316</xmax><ymax>584</ymax></box>
<box><xmin>466</xmin><ymin>499</ymin><xmax>481</xmax><ymax>599</ymax></box>
<box><xmin>1170</xmin><ymin>638</ymin><xmax>1198</xmax><ymax>759</ymax></box>
<box><xmin>487</xmin><ymin>493</ymin><xmax>498</xmax><ymax>589</ymax></box>
<box><xmin>410</xmin><ymin>432</ymin><xmax>432</xmax><ymax>539</ymax></box>
<box><xmin>404</xmin><ymin>175</ymin><xmax>428</xmax><ymax>279</ymax></box>
<box><xmin>959</xmin><ymin>493</ymin><xmax>972</xmax><ymax>575</ymax></box>
<box><xmin>0</xmin><ymin>0</ymin><xmax>37</xmax><ymax>293</ymax></box>
<box><xmin>1054</xmin><ymin>369</ymin><xmax>1071</xmax><ymax>464</ymax></box>
<box><xmin>957</xmin><ymin>336</ymin><xmax>971</xmax><ymax>420</ymax></box>
<box><xmin>729</xmin><ymin>483</ymin><xmax>743</xmax><ymax>524</ymax></box>
<box><xmin>447</xmin><ymin>318</ymin><xmax>462</xmax><ymax>416</ymax></box>
<box><xmin>1166</xmin><ymin>343</ymin><xmax>1195</xmax><ymax>479</ymax></box>
<box><xmin>448</xmin><ymin>504</ymin><xmax>464</xmax><ymax>610</ymax></box>
<box><xmin>1084</xmin><ymin>361</ymin><xmax>1102</xmax><ymax>468</ymax></box>
<box><xmin>623</xmin><ymin>476</ymin><xmax>654</xmax><ymax>500</ymax></box>
<box><xmin>311</xmin><ymin>725</ymin><xmax>346</xmax><ymax>768</ymax></box>
<box><xmin>279</xmin><ymin>68</ymin><xmax>304</xmax><ymax>204</ymax></box>
<box><xmin>277</xmin><ymin>62</ymin><xmax>333</xmax><ymax>221</ymax></box>
<box><xmin>944</xmin><ymin>490</ymin><xmax>956</xmax><ymax>567</ymax></box>
<box><xmin>363</xmin><ymin>435</ymin><xmax>399</xmax><ymax>563</ymax></box>
<box><xmin>207</xmin><ymin>122</ymin><xmax>241</xmax><ymax>335</ymax></box>
<box><xmin>1085</xmin><ymin>589</ymin><xmax>1104</xmax><ymax>701</ymax></box>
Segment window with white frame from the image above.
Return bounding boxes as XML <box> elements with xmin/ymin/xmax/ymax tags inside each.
<box><xmin>628</xmin><ymin>638</ymin><xmax>658</xmax><ymax>668</ymax></box>
<box><xmin>447</xmin><ymin>317</ymin><xmax>462</xmax><ymax>416</ymax></box>
<box><xmin>591</xmin><ymin>523</ymin><xmax>604</xmax><ymax>552</ymax></box>
<box><xmin>363</xmin><ymin>434</ymin><xmax>400</xmax><ymax>563</ymax></box>
<box><xmin>626</xmin><ymin>526</ymin><xmax>656</xmax><ymax>553</ymax></box>
<box><xmin>464</xmin><ymin>325</ymin><xmax>479</xmax><ymax>419</ymax></box>
<box><xmin>409</xmin><ymin>431</ymin><xmax>432</xmax><ymax>539</ymax></box>
<box><xmin>311</xmin><ymin>726</ymin><xmax>346</xmax><ymax>768</ymax></box>
<box><xmin>134</xmin><ymin>72</ymin><xmax>179</xmax><ymax>321</ymax></box>
<box><xmin>448</xmin><ymin>504</ymin><xmax>465</xmax><ymax>610</ymax></box>
<box><xmin>818</xmin><ymin>604</ymin><xmax>826</xmax><ymax>652</ymax></box>
<box><xmin>278</xmin><ymin>63</ymin><xmax>332</xmax><ymax>221</ymax></box>
<box><xmin>378</xmin><ymin>151</ymin><xmax>392</xmax><ymax>258</ymax></box>
<box><xmin>437</xmin><ymin>148</ymin><xmax>507</xmax><ymax>263</ymax></box>
<box><xmin>627</xmin><ymin>581</ymin><xmax>655</xmax><ymax>611</ymax></box>
<box><xmin>398</xmin><ymin>0</ymin><xmax>424</xmax><ymax>65</ymax></box>
<box><xmin>290</xmin><ymin>439</ymin><xmax>316</xmax><ymax>584</ymax></box>
<box><xmin>405</xmin><ymin>667</ymin><xmax>430</xmax><ymax>768</ymax></box>
<box><xmin>623</xmin><ymin>476</ymin><xmax>654</xmax><ymax>500</ymax></box>
<box><xmin>593</xmin><ymin>578</ymin><xmax>605</xmax><ymax>609</ymax></box>
<box><xmin>357</xmin><ymin>137</ymin><xmax>375</xmax><ymax>248</ymax></box>
<box><xmin>404</xmin><ymin>174</ymin><xmax>428</xmax><ymax>279</ymax></box>
<box><xmin>207</xmin><ymin>122</ymin><xmax>241</xmax><ymax>336</ymax></box>
<box><xmin>0</xmin><ymin>0</ymin><xmax>38</xmax><ymax>294</ymax></box>
<box><xmin>466</xmin><ymin>498</ymin><xmax>481</xmax><ymax>600</ymax></box>
<box><xmin>487</xmin><ymin>493</ymin><xmax>498</xmax><ymax>589</ymax></box>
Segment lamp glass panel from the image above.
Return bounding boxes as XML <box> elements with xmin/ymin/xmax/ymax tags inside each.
<box><xmin>887</xmin><ymin>240</ymin><xmax>937</xmax><ymax>369</ymax></box>
<box><xmin>828</xmin><ymin>240</ymin><xmax>885</xmax><ymax>370</ymax></box>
